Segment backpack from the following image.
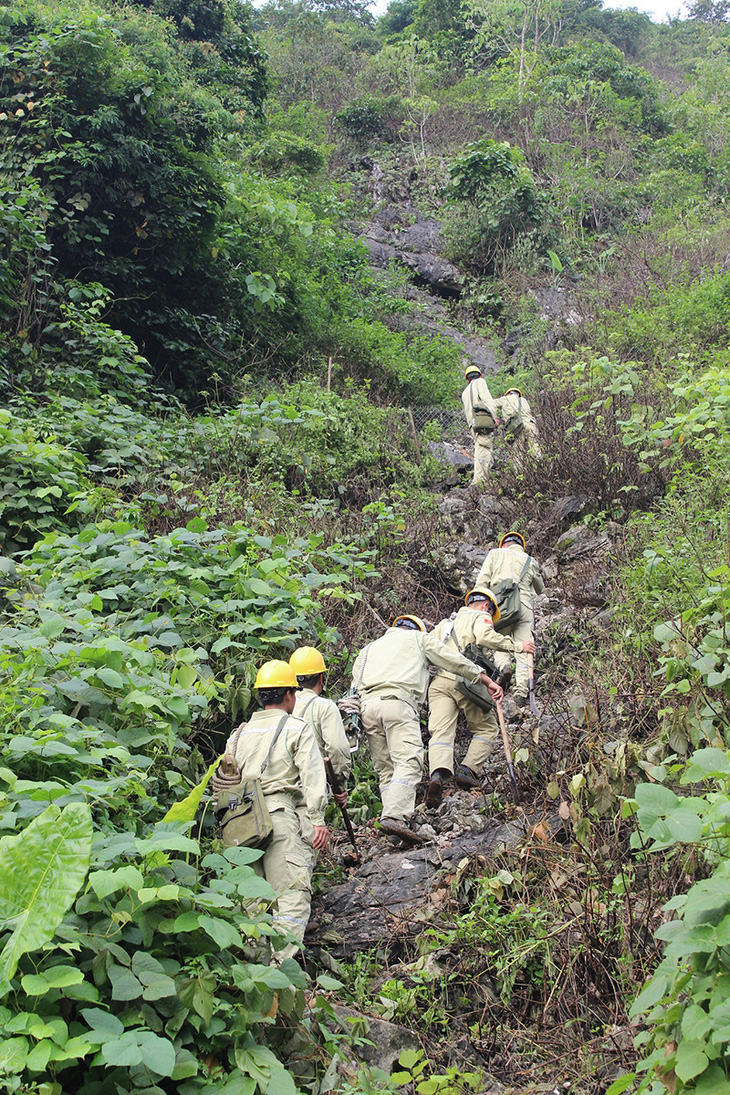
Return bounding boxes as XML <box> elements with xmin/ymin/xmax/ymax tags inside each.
<box><xmin>469</xmin><ymin>383</ymin><xmax>495</xmax><ymax>432</ymax></box>
<box><xmin>441</xmin><ymin>621</ymin><xmax>498</xmax><ymax>713</ymax></box>
<box><xmin>215</xmin><ymin>715</ymin><xmax>288</xmax><ymax>849</ymax></box>
<box><xmin>503</xmin><ymin>393</ymin><xmax>524</xmax><ymax>438</ymax></box>
<box><xmin>492</xmin><ymin>555</ymin><xmax>533</xmax><ymax>632</ymax></box>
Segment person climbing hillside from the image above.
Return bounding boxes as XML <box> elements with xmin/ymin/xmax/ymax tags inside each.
<box><xmin>212</xmin><ymin>660</ymin><xmax>328</xmax><ymax>962</ymax></box>
<box><xmin>476</xmin><ymin>532</ymin><xmax>544</xmax><ymax>709</ymax></box>
<box><xmin>290</xmin><ymin>646</ymin><xmax>351</xmax><ymax>805</ymax></box>
<box><xmin>351</xmin><ymin>614</ymin><xmax>498</xmax><ymax>845</ymax></box>
<box><xmin>426</xmin><ymin>588</ymin><xmax>535</xmax><ymax>806</ymax></box>
<box><xmin>493</xmin><ymin>387</ymin><xmax>541</xmax><ymax>463</ymax></box>
<box><xmin>461</xmin><ymin>364</ymin><xmax>499</xmax><ymax>484</ymax></box>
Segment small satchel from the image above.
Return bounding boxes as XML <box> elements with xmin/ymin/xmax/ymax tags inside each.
<box><xmin>492</xmin><ymin>555</ymin><xmax>532</xmax><ymax>632</ymax></box>
<box><xmin>215</xmin><ymin>715</ymin><xmax>288</xmax><ymax>849</ymax></box>
<box><xmin>456</xmin><ymin>640</ymin><xmax>498</xmax><ymax>712</ymax></box>
<box><xmin>469</xmin><ymin>382</ymin><xmax>495</xmax><ymax>432</ymax></box>
<box><xmin>439</xmin><ymin>622</ymin><xmax>497</xmax><ymax>714</ymax></box>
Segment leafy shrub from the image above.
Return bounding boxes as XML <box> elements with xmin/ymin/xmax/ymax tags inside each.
<box><xmin>0</xmin><ymin>412</ymin><xmax>88</xmax><ymax>552</ymax></box>
<box><xmin>612</xmin><ymin>748</ymin><xmax>730</xmax><ymax>1095</ymax></box>
<box><xmin>334</xmin><ymin>94</ymin><xmax>387</xmax><ymax>144</ymax></box>
<box><xmin>251</xmin><ymin>132</ymin><xmax>326</xmax><ymax>176</ymax></box>
<box><xmin>445</xmin><ymin>140</ymin><xmax>548</xmax><ymax>276</ymax></box>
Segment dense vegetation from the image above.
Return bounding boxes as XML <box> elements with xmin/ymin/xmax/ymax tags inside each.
<box><xmin>1</xmin><ymin>0</ymin><xmax>730</xmax><ymax>1091</ymax></box>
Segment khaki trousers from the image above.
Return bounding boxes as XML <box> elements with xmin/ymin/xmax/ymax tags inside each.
<box><xmin>427</xmin><ymin>674</ymin><xmax>498</xmax><ymax>776</ymax></box>
<box><xmin>510</xmin><ymin>421</ymin><xmax>542</xmax><ymax>465</ymax></box>
<box><xmin>472</xmin><ymin>429</ymin><xmax>494</xmax><ymax>483</ymax></box>
<box><xmin>493</xmin><ymin>605</ymin><xmax>534</xmax><ymax>699</ymax></box>
<box><xmin>361</xmin><ymin>694</ymin><xmax>423</xmax><ymax>822</ymax></box>
<box><xmin>254</xmin><ymin>796</ymin><xmax>315</xmax><ymax>961</ymax></box>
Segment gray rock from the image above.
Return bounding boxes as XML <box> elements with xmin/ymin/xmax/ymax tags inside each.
<box><xmin>544</xmin><ymin>495</ymin><xmax>593</xmax><ymax>531</ymax></box>
<box><xmin>555</xmin><ymin>523</ymin><xmax>613</xmax><ymax>562</ymax></box>
<box><xmin>361</xmin><ymin>216</ymin><xmax>464</xmax><ymax>296</ymax></box>
<box><xmin>427</xmin><ymin>441</ymin><xmax>472</xmax><ymax>469</ymax></box>
<box><xmin>307</xmin><ymin>818</ymin><xmax>528</xmax><ymax>957</ymax></box>
<box><xmin>437</xmin><ymin>543</ymin><xmax>489</xmax><ymax>594</ymax></box>
<box><xmin>330</xmin><ymin>1006</ymin><xmax>420</xmax><ymax>1073</ymax></box>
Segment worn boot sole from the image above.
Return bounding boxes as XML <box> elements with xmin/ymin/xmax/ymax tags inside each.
<box><xmin>378</xmin><ymin>818</ymin><xmax>430</xmax><ymax>845</ymax></box>
<box><xmin>455</xmin><ymin>769</ymin><xmax>482</xmax><ymax>790</ymax></box>
<box><xmin>424</xmin><ymin>778</ymin><xmax>443</xmax><ymax>809</ymax></box>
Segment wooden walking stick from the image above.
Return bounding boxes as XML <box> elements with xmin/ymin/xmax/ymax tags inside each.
<box><xmin>324</xmin><ymin>757</ymin><xmax>360</xmax><ymax>865</ymax></box>
<box><xmin>527</xmin><ymin>651</ymin><xmax>542</xmax><ymax>721</ymax></box>
<box><xmin>496</xmin><ymin>701</ymin><xmax>521</xmax><ymax>805</ymax></box>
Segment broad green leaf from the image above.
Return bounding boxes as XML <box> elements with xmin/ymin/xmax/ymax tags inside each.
<box><xmin>163</xmin><ymin>760</ymin><xmax>218</xmax><ymax>823</ymax></box>
<box><xmin>675</xmin><ymin>1039</ymin><xmax>709</xmax><ymax>1083</ymax></box>
<box><xmin>198</xmin><ymin>915</ymin><xmax>242</xmax><ymax>951</ymax></box>
<box><xmin>95</xmin><ymin>667</ymin><xmax>126</xmax><ymax>689</ymax></box>
<box><xmin>605</xmin><ymin>1075</ymin><xmax>636</xmax><ymax>1095</ymax></box>
<box><xmin>634</xmin><ymin>783</ymin><xmax>679</xmax><ymax>816</ymax></box>
<box><xmin>80</xmin><ymin>1008</ymin><xmax>124</xmax><ymax>1042</ymax></box>
<box><xmin>682</xmin><ymin>1004</ymin><xmax>711</xmax><ymax>1041</ymax></box>
<box><xmin>108</xmin><ymin>965</ymin><xmax>143</xmax><ymax>1001</ymax></box>
<box><xmin>0</xmin><ymin>803</ymin><xmax>92</xmax><ymax>996</ymax></box>
<box><xmin>88</xmin><ymin>865</ymin><xmax>144</xmax><ymax>900</ymax></box>
<box><xmin>21</xmin><ymin>966</ymin><xmax>83</xmax><ymax>995</ymax></box>
<box><xmin>0</xmin><ymin>1036</ymin><xmax>29</xmax><ymax>1073</ymax></box>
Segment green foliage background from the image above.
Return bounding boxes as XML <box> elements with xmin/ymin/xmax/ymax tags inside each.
<box><xmin>1</xmin><ymin>0</ymin><xmax>730</xmax><ymax>1091</ymax></box>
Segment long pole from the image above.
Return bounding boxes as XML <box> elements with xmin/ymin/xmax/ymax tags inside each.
<box><xmin>324</xmin><ymin>757</ymin><xmax>359</xmax><ymax>862</ymax></box>
<box><xmin>527</xmin><ymin>651</ymin><xmax>541</xmax><ymax>721</ymax></box>
<box><xmin>496</xmin><ymin>702</ymin><xmax>520</xmax><ymax>804</ymax></box>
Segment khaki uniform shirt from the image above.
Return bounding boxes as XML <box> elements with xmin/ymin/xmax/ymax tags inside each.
<box><xmin>351</xmin><ymin>627</ymin><xmax>483</xmax><ymax>707</ymax></box>
<box><xmin>493</xmin><ymin>392</ymin><xmax>536</xmax><ymax>434</ymax></box>
<box><xmin>430</xmin><ymin>606</ymin><xmax>520</xmax><ymax>683</ymax></box>
<box><xmin>225</xmin><ymin>708</ymin><xmax>328</xmax><ymax>827</ymax></box>
<box><xmin>461</xmin><ymin>377</ymin><xmax>498</xmax><ymax>430</ymax></box>
<box><xmin>476</xmin><ymin>545</ymin><xmax>544</xmax><ymax>610</ymax></box>
<box><xmin>294</xmin><ymin>688</ymin><xmax>351</xmax><ymax>786</ymax></box>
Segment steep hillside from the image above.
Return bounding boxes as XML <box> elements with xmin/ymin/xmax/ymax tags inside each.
<box><xmin>1</xmin><ymin>1</ymin><xmax>730</xmax><ymax>1094</ymax></box>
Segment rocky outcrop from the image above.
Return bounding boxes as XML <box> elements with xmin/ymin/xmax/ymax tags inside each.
<box><xmin>307</xmin><ymin>811</ymin><xmax>531</xmax><ymax>958</ymax></box>
<box><xmin>362</xmin><ymin>210</ymin><xmax>463</xmax><ymax>296</ymax></box>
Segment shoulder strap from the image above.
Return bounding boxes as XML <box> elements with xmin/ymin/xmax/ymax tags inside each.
<box><xmin>517</xmin><ymin>554</ymin><xmax>534</xmax><ymax>583</ymax></box>
<box><xmin>259</xmin><ymin>714</ymin><xmax>289</xmax><ymax>779</ymax></box>
<box><xmin>301</xmin><ymin>695</ymin><xmax>318</xmax><ymax>718</ymax></box>
<box><xmin>354</xmin><ymin>644</ymin><xmax>371</xmax><ymax>692</ymax></box>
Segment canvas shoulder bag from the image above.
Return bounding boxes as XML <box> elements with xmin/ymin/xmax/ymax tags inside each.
<box><xmin>469</xmin><ymin>382</ymin><xmax>495</xmax><ymax>433</ymax></box>
<box><xmin>503</xmin><ymin>394</ymin><xmax>525</xmax><ymax>438</ymax></box>
<box><xmin>447</xmin><ymin>623</ymin><xmax>497</xmax><ymax>714</ymax></box>
<box><xmin>492</xmin><ymin>554</ymin><xmax>533</xmax><ymax>632</ymax></box>
<box><xmin>216</xmin><ymin>715</ymin><xmax>289</xmax><ymax>849</ymax></box>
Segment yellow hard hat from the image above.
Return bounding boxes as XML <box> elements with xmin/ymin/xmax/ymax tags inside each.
<box><xmin>464</xmin><ymin>365</ymin><xmax>481</xmax><ymax>380</ymax></box>
<box><xmin>499</xmin><ymin>531</ymin><xmax>526</xmax><ymax>550</ymax></box>
<box><xmin>464</xmin><ymin>587</ymin><xmax>501</xmax><ymax>624</ymax></box>
<box><xmin>290</xmin><ymin>646</ymin><xmax>327</xmax><ymax>677</ymax></box>
<box><xmin>506</xmin><ymin>387</ymin><xmax>522</xmax><ymax>397</ymax></box>
<box><xmin>254</xmin><ymin>660</ymin><xmax>298</xmax><ymax>690</ymax></box>
<box><xmin>392</xmin><ymin>615</ymin><xmax>426</xmax><ymax>632</ymax></box>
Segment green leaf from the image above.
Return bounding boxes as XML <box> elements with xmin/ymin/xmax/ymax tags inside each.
<box><xmin>108</xmin><ymin>964</ymin><xmax>143</xmax><ymax>1001</ymax></box>
<box><xmin>0</xmin><ymin>803</ymin><xmax>92</xmax><ymax>996</ymax></box>
<box><xmin>163</xmin><ymin>760</ymin><xmax>217</xmax><ymax>823</ymax></box>
<box><xmin>675</xmin><ymin>1039</ymin><xmax>709</xmax><ymax>1083</ymax></box>
<box><xmin>95</xmin><ymin>667</ymin><xmax>126</xmax><ymax>689</ymax></box>
<box><xmin>0</xmin><ymin>1036</ymin><xmax>28</xmax><ymax>1073</ymax></box>
<box><xmin>605</xmin><ymin>1075</ymin><xmax>636</xmax><ymax>1095</ymax></box>
<box><xmin>682</xmin><ymin>1004</ymin><xmax>711</xmax><ymax>1041</ymax></box>
<box><xmin>21</xmin><ymin>966</ymin><xmax>83</xmax><ymax>995</ymax></box>
<box><xmin>88</xmin><ymin>865</ymin><xmax>144</xmax><ymax>900</ymax></box>
<box><xmin>634</xmin><ymin>783</ymin><xmax>680</xmax><ymax>816</ymax></box>
<box><xmin>80</xmin><ymin>1008</ymin><xmax>124</xmax><ymax>1042</ymax></box>
<box><xmin>248</xmin><ymin>578</ymin><xmax>273</xmax><ymax>596</ymax></box>
<box><xmin>198</xmin><ymin>915</ymin><xmax>242</xmax><ymax>951</ymax></box>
